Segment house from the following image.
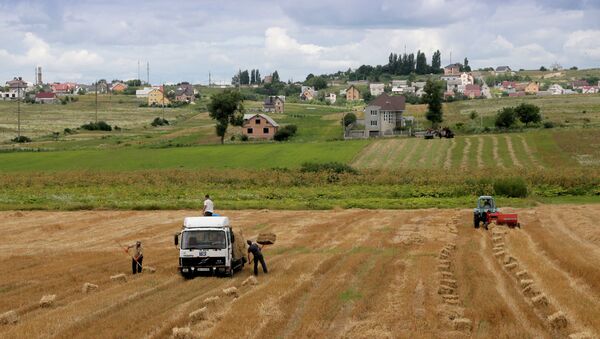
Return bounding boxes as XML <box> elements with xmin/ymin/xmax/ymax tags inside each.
<box><xmin>572</xmin><ymin>80</ymin><xmax>589</xmax><ymax>89</ymax></box>
<box><xmin>135</xmin><ymin>87</ymin><xmax>155</xmax><ymax>98</ymax></box>
<box><xmin>88</xmin><ymin>81</ymin><xmax>109</xmax><ymax>94</ymax></box>
<box><xmin>444</xmin><ymin>63</ymin><xmax>462</xmax><ymax>75</ymax></box>
<box><xmin>464</xmin><ymin>84</ymin><xmax>482</xmax><ymax>98</ymax></box>
<box><xmin>111</xmin><ymin>82</ymin><xmax>127</xmax><ymax>92</ymax></box>
<box><xmin>548</xmin><ymin>84</ymin><xmax>564</xmax><ymax>95</ymax></box>
<box><xmin>51</xmin><ymin>83</ymin><xmax>75</xmax><ymax>94</ymax></box>
<box><xmin>5</xmin><ymin>78</ymin><xmax>28</xmax><ymax>99</ymax></box>
<box><xmin>263</xmin><ymin>96</ymin><xmax>285</xmax><ymax>113</ymax></box>
<box><xmin>147</xmin><ymin>88</ymin><xmax>171</xmax><ymax>106</ymax></box>
<box><xmin>370</xmin><ymin>83</ymin><xmax>385</xmax><ymax>96</ymax></box>
<box><xmin>525</xmin><ymin>82</ymin><xmax>539</xmax><ymax>94</ymax></box>
<box><xmin>174</xmin><ymin>82</ymin><xmax>194</xmax><ymax>103</ymax></box>
<box><xmin>446</xmin><ymin>77</ymin><xmax>463</xmax><ymax>92</ymax></box>
<box><xmin>508</xmin><ymin>91</ymin><xmax>526</xmax><ymax>97</ymax></box>
<box><xmin>325</xmin><ymin>93</ymin><xmax>337</xmax><ymax>104</ymax></box>
<box><xmin>35</xmin><ymin>92</ymin><xmax>58</xmax><ymax>103</ymax></box>
<box><xmin>500</xmin><ymin>81</ymin><xmax>517</xmax><ymax>90</ymax></box>
<box><xmin>300</xmin><ymin>86</ymin><xmax>316</xmax><ymax>101</ymax></box>
<box><xmin>581</xmin><ymin>86</ymin><xmax>599</xmax><ymax>94</ymax></box>
<box><xmin>495</xmin><ymin>66</ymin><xmax>512</xmax><ymax>73</ymax></box>
<box><xmin>391</xmin><ymin>80</ymin><xmax>408</xmax><ymax>87</ymax></box>
<box><xmin>242</xmin><ymin>113</ymin><xmax>279</xmax><ymax>140</ymax></box>
<box><xmin>346</xmin><ymin>85</ymin><xmax>361</xmax><ymax>101</ymax></box>
<box><xmin>263</xmin><ymin>75</ymin><xmax>273</xmax><ymax>84</ymax></box>
<box><xmin>364</xmin><ymin>93</ymin><xmax>406</xmax><ymax>137</ymax></box>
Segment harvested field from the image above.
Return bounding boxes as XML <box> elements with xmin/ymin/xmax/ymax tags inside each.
<box><xmin>0</xmin><ymin>207</ymin><xmax>599</xmax><ymax>338</ymax></box>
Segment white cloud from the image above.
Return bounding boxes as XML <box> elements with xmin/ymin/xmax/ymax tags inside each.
<box><xmin>564</xmin><ymin>30</ymin><xmax>600</xmax><ymax>58</ymax></box>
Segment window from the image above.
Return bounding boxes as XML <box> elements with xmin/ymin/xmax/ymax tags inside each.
<box><xmin>370</xmin><ymin>121</ymin><xmax>377</xmax><ymax>126</ymax></box>
<box><xmin>255</xmin><ymin>119</ymin><xmax>261</xmax><ymax>124</ymax></box>
<box><xmin>263</xmin><ymin>127</ymin><xmax>269</xmax><ymax>133</ymax></box>
<box><xmin>371</xmin><ymin>110</ymin><xmax>377</xmax><ymax>116</ymax></box>
<box><xmin>247</xmin><ymin>128</ymin><xmax>253</xmax><ymax>134</ymax></box>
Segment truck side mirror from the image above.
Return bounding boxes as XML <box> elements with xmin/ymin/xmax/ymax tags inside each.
<box><xmin>174</xmin><ymin>233</ymin><xmax>179</xmax><ymax>246</ymax></box>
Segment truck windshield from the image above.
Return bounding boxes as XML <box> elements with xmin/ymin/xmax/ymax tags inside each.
<box><xmin>182</xmin><ymin>230</ymin><xmax>226</xmax><ymax>250</ymax></box>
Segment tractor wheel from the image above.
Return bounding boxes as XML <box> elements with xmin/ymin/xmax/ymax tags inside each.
<box><xmin>473</xmin><ymin>214</ymin><xmax>480</xmax><ymax>229</ymax></box>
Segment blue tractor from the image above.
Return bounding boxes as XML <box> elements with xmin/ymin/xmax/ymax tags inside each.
<box><xmin>473</xmin><ymin>196</ymin><xmax>497</xmax><ymax>229</ymax></box>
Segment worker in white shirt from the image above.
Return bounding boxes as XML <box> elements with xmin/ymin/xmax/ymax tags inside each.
<box><xmin>203</xmin><ymin>194</ymin><xmax>214</xmax><ymax>216</ymax></box>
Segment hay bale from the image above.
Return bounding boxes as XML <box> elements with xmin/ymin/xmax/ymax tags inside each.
<box><xmin>437</xmin><ymin>264</ymin><xmax>451</xmax><ymax>272</ymax></box>
<box><xmin>242</xmin><ymin>275</ymin><xmax>259</xmax><ymax>286</ymax></box>
<box><xmin>531</xmin><ymin>294</ymin><xmax>549</xmax><ymax>308</ymax></box>
<box><xmin>110</xmin><ymin>273</ymin><xmax>127</xmax><ymax>283</ymax></box>
<box><xmin>453</xmin><ymin>318</ymin><xmax>472</xmax><ymax>331</ymax></box>
<box><xmin>441</xmin><ymin>279</ymin><xmax>458</xmax><ymax>288</ymax></box>
<box><xmin>222</xmin><ymin>287</ymin><xmax>239</xmax><ymax>297</ymax></box>
<box><xmin>257</xmin><ymin>232</ymin><xmax>276</xmax><ymax>245</ymax></box>
<box><xmin>439</xmin><ymin>253</ymin><xmax>449</xmax><ymax>260</ymax></box>
<box><xmin>440</xmin><ymin>248</ymin><xmax>451</xmax><ymax>256</ymax></box>
<box><xmin>523</xmin><ymin>284</ymin><xmax>540</xmax><ymax>297</ymax></box>
<box><xmin>438</xmin><ymin>259</ymin><xmax>451</xmax><ymax>266</ymax></box>
<box><xmin>438</xmin><ymin>285</ymin><xmax>454</xmax><ymax>295</ymax></box>
<box><xmin>548</xmin><ymin>311</ymin><xmax>568</xmax><ymax>329</ymax></box>
<box><xmin>492</xmin><ymin>236</ymin><xmax>503</xmax><ymax>243</ymax></box>
<box><xmin>520</xmin><ymin>279</ymin><xmax>534</xmax><ymax>288</ymax></box>
<box><xmin>436</xmin><ymin>304</ymin><xmax>464</xmax><ymax>320</ymax></box>
<box><xmin>516</xmin><ymin>270</ymin><xmax>529</xmax><ymax>279</ymax></box>
<box><xmin>39</xmin><ymin>294</ymin><xmax>56</xmax><ymax>308</ymax></box>
<box><xmin>493</xmin><ymin>250</ymin><xmax>506</xmax><ymax>258</ymax></box>
<box><xmin>503</xmin><ymin>255</ymin><xmax>516</xmax><ymax>265</ymax></box>
<box><xmin>0</xmin><ymin>310</ymin><xmax>18</xmax><ymax>325</ymax></box>
<box><xmin>189</xmin><ymin>307</ymin><xmax>208</xmax><ymax>322</ymax></box>
<box><xmin>444</xmin><ymin>298</ymin><xmax>460</xmax><ymax>305</ymax></box>
<box><xmin>504</xmin><ymin>262</ymin><xmax>517</xmax><ymax>270</ymax></box>
<box><xmin>492</xmin><ymin>245</ymin><xmax>504</xmax><ymax>251</ymax></box>
<box><xmin>203</xmin><ymin>296</ymin><xmax>220</xmax><ymax>305</ymax></box>
<box><xmin>82</xmin><ymin>283</ymin><xmax>98</xmax><ymax>293</ymax></box>
<box><xmin>232</xmin><ymin>229</ymin><xmax>246</xmax><ymax>261</ymax></box>
<box><xmin>144</xmin><ymin>266</ymin><xmax>156</xmax><ymax>273</ymax></box>
<box><xmin>445</xmin><ymin>243</ymin><xmax>456</xmax><ymax>250</ymax></box>
<box><xmin>440</xmin><ymin>271</ymin><xmax>454</xmax><ymax>279</ymax></box>
<box><xmin>569</xmin><ymin>332</ymin><xmax>593</xmax><ymax>339</ymax></box>
<box><xmin>172</xmin><ymin>327</ymin><xmax>196</xmax><ymax>339</ymax></box>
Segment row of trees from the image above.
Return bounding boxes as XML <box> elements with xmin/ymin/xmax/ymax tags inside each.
<box><xmin>386</xmin><ymin>50</ymin><xmax>442</xmax><ymax>75</ymax></box>
<box><xmin>232</xmin><ymin>69</ymin><xmax>262</xmax><ymax>85</ymax></box>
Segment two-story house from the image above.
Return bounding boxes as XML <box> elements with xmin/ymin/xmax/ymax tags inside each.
<box><xmin>263</xmin><ymin>96</ymin><xmax>285</xmax><ymax>113</ymax></box>
<box><xmin>346</xmin><ymin>85</ymin><xmax>361</xmax><ymax>101</ymax></box>
<box><xmin>364</xmin><ymin>93</ymin><xmax>406</xmax><ymax>137</ymax></box>
<box><xmin>148</xmin><ymin>87</ymin><xmax>171</xmax><ymax>106</ymax></box>
<box><xmin>444</xmin><ymin>63</ymin><xmax>462</xmax><ymax>75</ymax></box>
<box><xmin>174</xmin><ymin>82</ymin><xmax>195</xmax><ymax>103</ymax></box>
<box><xmin>242</xmin><ymin>113</ymin><xmax>279</xmax><ymax>140</ymax></box>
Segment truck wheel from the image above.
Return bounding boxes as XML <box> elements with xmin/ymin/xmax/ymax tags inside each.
<box><xmin>474</xmin><ymin>214</ymin><xmax>480</xmax><ymax>229</ymax></box>
<box><xmin>181</xmin><ymin>272</ymin><xmax>194</xmax><ymax>280</ymax></box>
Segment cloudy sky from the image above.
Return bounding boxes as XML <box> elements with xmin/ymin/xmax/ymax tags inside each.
<box><xmin>1</xmin><ymin>0</ymin><xmax>598</xmax><ymax>85</ymax></box>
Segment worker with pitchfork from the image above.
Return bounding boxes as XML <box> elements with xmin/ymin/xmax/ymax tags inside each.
<box><xmin>126</xmin><ymin>241</ymin><xmax>144</xmax><ymax>274</ymax></box>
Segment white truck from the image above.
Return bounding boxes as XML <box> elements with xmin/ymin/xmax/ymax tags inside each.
<box><xmin>174</xmin><ymin>216</ymin><xmax>246</xmax><ymax>278</ymax></box>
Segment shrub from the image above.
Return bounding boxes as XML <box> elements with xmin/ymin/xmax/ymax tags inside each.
<box><xmin>64</xmin><ymin>128</ymin><xmax>75</xmax><ymax>135</ymax></box>
<box><xmin>139</xmin><ymin>103</ymin><xmax>148</xmax><ymax>107</ymax></box>
<box><xmin>495</xmin><ymin>107</ymin><xmax>517</xmax><ymax>129</ymax></box>
<box><xmin>274</xmin><ymin>124</ymin><xmax>298</xmax><ymax>141</ymax></box>
<box><xmin>343</xmin><ymin>113</ymin><xmax>357</xmax><ymax>127</ymax></box>
<box><xmin>151</xmin><ymin>117</ymin><xmax>169</xmax><ymax>127</ymax></box>
<box><xmin>493</xmin><ymin>178</ymin><xmax>528</xmax><ymax>197</ymax></box>
<box><xmin>12</xmin><ymin>135</ymin><xmax>31</xmax><ymax>143</ymax></box>
<box><xmin>240</xmin><ymin>135</ymin><xmax>249</xmax><ymax>141</ymax></box>
<box><xmin>543</xmin><ymin>121</ymin><xmax>555</xmax><ymax>129</ymax></box>
<box><xmin>514</xmin><ymin>103</ymin><xmax>541</xmax><ymax>126</ymax></box>
<box><xmin>300</xmin><ymin>162</ymin><xmax>358</xmax><ymax>174</ymax></box>
<box><xmin>81</xmin><ymin>121</ymin><xmax>112</xmax><ymax>131</ymax></box>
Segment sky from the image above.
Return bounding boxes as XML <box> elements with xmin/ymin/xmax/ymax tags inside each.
<box><xmin>0</xmin><ymin>0</ymin><xmax>599</xmax><ymax>85</ymax></box>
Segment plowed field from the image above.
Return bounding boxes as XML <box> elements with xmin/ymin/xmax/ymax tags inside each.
<box><xmin>1</xmin><ymin>207</ymin><xmax>599</xmax><ymax>338</ymax></box>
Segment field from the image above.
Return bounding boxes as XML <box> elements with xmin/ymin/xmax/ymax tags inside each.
<box><xmin>0</xmin><ymin>207</ymin><xmax>598</xmax><ymax>338</ymax></box>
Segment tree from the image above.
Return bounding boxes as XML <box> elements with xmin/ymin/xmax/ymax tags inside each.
<box><xmin>539</xmin><ymin>66</ymin><xmax>548</xmax><ymax>71</ymax></box>
<box><xmin>461</xmin><ymin>57</ymin><xmax>471</xmax><ymax>72</ymax></box>
<box><xmin>362</xmin><ymin>91</ymin><xmax>373</xmax><ymax>103</ymax></box>
<box><xmin>514</xmin><ymin>103</ymin><xmax>541</xmax><ymax>126</ymax></box>
<box><xmin>423</xmin><ymin>80</ymin><xmax>444</xmax><ymax>127</ymax></box>
<box><xmin>272</xmin><ymin>70</ymin><xmax>280</xmax><ymax>83</ymax></box>
<box><xmin>343</xmin><ymin>112</ymin><xmax>357</xmax><ymax>127</ymax></box>
<box><xmin>250</xmin><ymin>69</ymin><xmax>256</xmax><ymax>84</ymax></box>
<box><xmin>207</xmin><ymin>90</ymin><xmax>244</xmax><ymax>144</ymax></box>
<box><xmin>431</xmin><ymin>50</ymin><xmax>442</xmax><ymax>73</ymax></box>
<box><xmin>416</xmin><ymin>50</ymin><xmax>428</xmax><ymax>74</ymax></box>
<box><xmin>495</xmin><ymin>107</ymin><xmax>517</xmax><ymax>129</ymax></box>
<box><xmin>255</xmin><ymin>69</ymin><xmax>261</xmax><ymax>84</ymax></box>
<box><xmin>240</xmin><ymin>70</ymin><xmax>250</xmax><ymax>85</ymax></box>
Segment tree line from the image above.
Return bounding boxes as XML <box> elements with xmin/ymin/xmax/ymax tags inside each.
<box><xmin>232</xmin><ymin>69</ymin><xmax>263</xmax><ymax>85</ymax></box>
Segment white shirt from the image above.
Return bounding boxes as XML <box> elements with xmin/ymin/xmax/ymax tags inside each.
<box><xmin>204</xmin><ymin>199</ymin><xmax>214</xmax><ymax>213</ymax></box>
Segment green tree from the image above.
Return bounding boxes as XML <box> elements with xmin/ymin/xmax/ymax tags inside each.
<box><xmin>495</xmin><ymin>107</ymin><xmax>517</xmax><ymax>129</ymax></box>
<box><xmin>207</xmin><ymin>90</ymin><xmax>245</xmax><ymax>144</ymax></box>
<box><xmin>461</xmin><ymin>57</ymin><xmax>471</xmax><ymax>72</ymax></box>
<box><xmin>240</xmin><ymin>70</ymin><xmax>250</xmax><ymax>85</ymax></box>
<box><xmin>415</xmin><ymin>50</ymin><xmax>428</xmax><ymax>74</ymax></box>
<box><xmin>343</xmin><ymin>112</ymin><xmax>357</xmax><ymax>127</ymax></box>
<box><xmin>539</xmin><ymin>66</ymin><xmax>548</xmax><ymax>71</ymax></box>
<box><xmin>514</xmin><ymin>103</ymin><xmax>541</xmax><ymax>126</ymax></box>
<box><xmin>431</xmin><ymin>50</ymin><xmax>442</xmax><ymax>73</ymax></box>
<box><xmin>250</xmin><ymin>69</ymin><xmax>256</xmax><ymax>84</ymax></box>
<box><xmin>272</xmin><ymin>70</ymin><xmax>280</xmax><ymax>83</ymax></box>
<box><xmin>362</xmin><ymin>91</ymin><xmax>373</xmax><ymax>102</ymax></box>
<box><xmin>255</xmin><ymin>69</ymin><xmax>261</xmax><ymax>84</ymax></box>
<box><xmin>423</xmin><ymin>80</ymin><xmax>444</xmax><ymax>127</ymax></box>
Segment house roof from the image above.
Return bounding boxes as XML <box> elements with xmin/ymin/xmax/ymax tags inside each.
<box><xmin>263</xmin><ymin>96</ymin><xmax>283</xmax><ymax>106</ymax></box>
<box><xmin>6</xmin><ymin>78</ymin><xmax>27</xmax><ymax>87</ymax></box>
<box><xmin>346</xmin><ymin>85</ymin><xmax>359</xmax><ymax>92</ymax></box>
<box><xmin>572</xmin><ymin>80</ymin><xmax>589</xmax><ymax>87</ymax></box>
<box><xmin>52</xmin><ymin>83</ymin><xmax>71</xmax><ymax>91</ymax></box>
<box><xmin>444</xmin><ymin>63</ymin><xmax>462</xmax><ymax>68</ymax></box>
<box><xmin>496</xmin><ymin>66</ymin><xmax>511</xmax><ymax>72</ymax></box>
<box><xmin>367</xmin><ymin>93</ymin><xmax>405</xmax><ymax>111</ymax></box>
<box><xmin>36</xmin><ymin>92</ymin><xmax>56</xmax><ymax>99</ymax></box>
<box><xmin>175</xmin><ymin>84</ymin><xmax>194</xmax><ymax>96</ymax></box>
<box><xmin>465</xmin><ymin>84</ymin><xmax>481</xmax><ymax>91</ymax></box>
<box><xmin>243</xmin><ymin>113</ymin><xmax>280</xmax><ymax>127</ymax></box>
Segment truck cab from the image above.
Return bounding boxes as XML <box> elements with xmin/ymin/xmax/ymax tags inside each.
<box><xmin>174</xmin><ymin>216</ymin><xmax>245</xmax><ymax>278</ymax></box>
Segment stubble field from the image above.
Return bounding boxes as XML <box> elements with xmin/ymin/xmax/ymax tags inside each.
<box><xmin>0</xmin><ymin>207</ymin><xmax>598</xmax><ymax>338</ymax></box>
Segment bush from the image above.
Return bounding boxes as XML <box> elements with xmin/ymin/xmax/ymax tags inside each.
<box><xmin>514</xmin><ymin>103</ymin><xmax>541</xmax><ymax>126</ymax></box>
<box><xmin>11</xmin><ymin>135</ymin><xmax>31</xmax><ymax>143</ymax></box>
<box><xmin>495</xmin><ymin>107</ymin><xmax>517</xmax><ymax>129</ymax></box>
<box><xmin>343</xmin><ymin>113</ymin><xmax>357</xmax><ymax>127</ymax></box>
<box><xmin>64</xmin><ymin>128</ymin><xmax>75</xmax><ymax>135</ymax></box>
<box><xmin>493</xmin><ymin>178</ymin><xmax>528</xmax><ymax>197</ymax></box>
<box><xmin>543</xmin><ymin>121</ymin><xmax>555</xmax><ymax>129</ymax></box>
<box><xmin>240</xmin><ymin>135</ymin><xmax>249</xmax><ymax>141</ymax></box>
<box><xmin>300</xmin><ymin>162</ymin><xmax>358</xmax><ymax>174</ymax></box>
<box><xmin>274</xmin><ymin>124</ymin><xmax>298</xmax><ymax>141</ymax></box>
<box><xmin>81</xmin><ymin>121</ymin><xmax>112</xmax><ymax>131</ymax></box>
<box><xmin>151</xmin><ymin>117</ymin><xmax>169</xmax><ymax>127</ymax></box>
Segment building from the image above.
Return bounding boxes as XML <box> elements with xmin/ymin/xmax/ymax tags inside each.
<box><xmin>548</xmin><ymin>84</ymin><xmax>564</xmax><ymax>95</ymax></box>
<box><xmin>136</xmin><ymin>87</ymin><xmax>155</xmax><ymax>98</ymax></box>
<box><xmin>263</xmin><ymin>75</ymin><xmax>273</xmax><ymax>84</ymax></box>
<box><xmin>263</xmin><ymin>96</ymin><xmax>285</xmax><ymax>113</ymax></box>
<box><xmin>174</xmin><ymin>82</ymin><xmax>195</xmax><ymax>103</ymax></box>
<box><xmin>464</xmin><ymin>84</ymin><xmax>482</xmax><ymax>98</ymax></box>
<box><xmin>572</xmin><ymin>80</ymin><xmax>589</xmax><ymax>89</ymax></box>
<box><xmin>369</xmin><ymin>83</ymin><xmax>385</xmax><ymax>96</ymax></box>
<box><xmin>495</xmin><ymin>66</ymin><xmax>512</xmax><ymax>73</ymax></box>
<box><xmin>51</xmin><ymin>83</ymin><xmax>76</xmax><ymax>94</ymax></box>
<box><xmin>391</xmin><ymin>80</ymin><xmax>408</xmax><ymax>87</ymax></box>
<box><xmin>346</xmin><ymin>85</ymin><xmax>361</xmax><ymax>101</ymax></box>
<box><xmin>444</xmin><ymin>63</ymin><xmax>462</xmax><ymax>75</ymax></box>
<box><xmin>581</xmin><ymin>86</ymin><xmax>599</xmax><ymax>94</ymax></box>
<box><xmin>242</xmin><ymin>113</ymin><xmax>279</xmax><ymax>140</ymax></box>
<box><xmin>524</xmin><ymin>82</ymin><xmax>539</xmax><ymax>94</ymax></box>
<box><xmin>325</xmin><ymin>93</ymin><xmax>336</xmax><ymax>104</ymax></box>
<box><xmin>300</xmin><ymin>86</ymin><xmax>316</xmax><ymax>101</ymax></box>
<box><xmin>364</xmin><ymin>93</ymin><xmax>406</xmax><ymax>137</ymax></box>
<box><xmin>111</xmin><ymin>82</ymin><xmax>127</xmax><ymax>92</ymax></box>
<box><xmin>5</xmin><ymin>78</ymin><xmax>28</xmax><ymax>99</ymax></box>
<box><xmin>35</xmin><ymin>92</ymin><xmax>58</xmax><ymax>103</ymax></box>
<box><xmin>148</xmin><ymin>88</ymin><xmax>170</xmax><ymax>106</ymax></box>
<box><xmin>508</xmin><ymin>91</ymin><xmax>526</xmax><ymax>97</ymax></box>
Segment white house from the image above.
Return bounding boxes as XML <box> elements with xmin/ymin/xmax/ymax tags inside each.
<box><xmin>325</xmin><ymin>93</ymin><xmax>337</xmax><ymax>104</ymax></box>
<box><xmin>548</xmin><ymin>84</ymin><xmax>564</xmax><ymax>95</ymax></box>
<box><xmin>136</xmin><ymin>87</ymin><xmax>157</xmax><ymax>98</ymax></box>
<box><xmin>369</xmin><ymin>83</ymin><xmax>385</xmax><ymax>96</ymax></box>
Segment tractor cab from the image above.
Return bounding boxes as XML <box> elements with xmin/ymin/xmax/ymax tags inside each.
<box><xmin>476</xmin><ymin>196</ymin><xmax>497</xmax><ymax>213</ymax></box>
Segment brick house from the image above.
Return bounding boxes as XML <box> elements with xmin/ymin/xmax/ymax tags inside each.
<box><xmin>35</xmin><ymin>92</ymin><xmax>58</xmax><ymax>103</ymax></box>
<box><xmin>242</xmin><ymin>113</ymin><xmax>279</xmax><ymax>140</ymax></box>
<box><xmin>464</xmin><ymin>84</ymin><xmax>482</xmax><ymax>98</ymax></box>
<box><xmin>346</xmin><ymin>85</ymin><xmax>361</xmax><ymax>101</ymax></box>
<box><xmin>111</xmin><ymin>82</ymin><xmax>127</xmax><ymax>92</ymax></box>
<box><xmin>525</xmin><ymin>82</ymin><xmax>539</xmax><ymax>94</ymax></box>
<box><xmin>444</xmin><ymin>63</ymin><xmax>462</xmax><ymax>75</ymax></box>
<box><xmin>263</xmin><ymin>96</ymin><xmax>285</xmax><ymax>113</ymax></box>
<box><xmin>174</xmin><ymin>82</ymin><xmax>195</xmax><ymax>103</ymax></box>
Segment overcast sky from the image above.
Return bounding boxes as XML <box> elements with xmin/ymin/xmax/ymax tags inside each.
<box><xmin>1</xmin><ymin>0</ymin><xmax>598</xmax><ymax>85</ymax></box>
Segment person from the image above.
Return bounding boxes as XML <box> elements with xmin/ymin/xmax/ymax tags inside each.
<box><xmin>126</xmin><ymin>241</ymin><xmax>143</xmax><ymax>274</ymax></box>
<box><xmin>203</xmin><ymin>194</ymin><xmax>214</xmax><ymax>216</ymax></box>
<box><xmin>247</xmin><ymin>240</ymin><xmax>268</xmax><ymax>276</ymax></box>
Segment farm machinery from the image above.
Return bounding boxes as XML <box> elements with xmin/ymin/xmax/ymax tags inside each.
<box><xmin>473</xmin><ymin>196</ymin><xmax>520</xmax><ymax>230</ymax></box>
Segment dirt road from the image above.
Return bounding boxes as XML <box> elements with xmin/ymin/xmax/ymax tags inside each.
<box><xmin>0</xmin><ymin>207</ymin><xmax>598</xmax><ymax>338</ymax></box>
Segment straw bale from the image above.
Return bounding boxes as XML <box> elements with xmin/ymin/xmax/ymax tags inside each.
<box><xmin>189</xmin><ymin>307</ymin><xmax>208</xmax><ymax>322</ymax></box>
<box><xmin>453</xmin><ymin>318</ymin><xmax>472</xmax><ymax>331</ymax></box>
<box><xmin>438</xmin><ymin>285</ymin><xmax>454</xmax><ymax>295</ymax></box>
<box><xmin>523</xmin><ymin>284</ymin><xmax>540</xmax><ymax>297</ymax></box>
<box><xmin>442</xmin><ymin>294</ymin><xmax>459</xmax><ymax>301</ymax></box>
<box><xmin>203</xmin><ymin>296</ymin><xmax>220</xmax><ymax>305</ymax></box>
<box><xmin>436</xmin><ymin>304</ymin><xmax>464</xmax><ymax>320</ymax></box>
<box><xmin>82</xmin><ymin>283</ymin><xmax>98</xmax><ymax>293</ymax></box>
<box><xmin>445</xmin><ymin>243</ymin><xmax>456</xmax><ymax>250</ymax></box>
<box><xmin>444</xmin><ymin>298</ymin><xmax>460</xmax><ymax>305</ymax></box>
<box><xmin>441</xmin><ymin>279</ymin><xmax>458</xmax><ymax>288</ymax></box>
<box><xmin>144</xmin><ymin>266</ymin><xmax>156</xmax><ymax>273</ymax></box>
<box><xmin>503</xmin><ymin>255</ymin><xmax>516</xmax><ymax>265</ymax></box>
<box><xmin>232</xmin><ymin>229</ymin><xmax>246</xmax><ymax>261</ymax></box>
<box><xmin>531</xmin><ymin>294</ymin><xmax>549</xmax><ymax>308</ymax></box>
<box><xmin>0</xmin><ymin>310</ymin><xmax>18</xmax><ymax>325</ymax></box>
<box><xmin>548</xmin><ymin>311</ymin><xmax>568</xmax><ymax>329</ymax></box>
<box><xmin>438</xmin><ymin>259</ymin><xmax>451</xmax><ymax>266</ymax></box>
<box><xmin>222</xmin><ymin>287</ymin><xmax>239</xmax><ymax>297</ymax></box>
<box><xmin>504</xmin><ymin>262</ymin><xmax>517</xmax><ymax>270</ymax></box>
<box><xmin>110</xmin><ymin>273</ymin><xmax>127</xmax><ymax>283</ymax></box>
<box><xmin>520</xmin><ymin>279</ymin><xmax>534</xmax><ymax>288</ymax></box>
<box><xmin>242</xmin><ymin>275</ymin><xmax>259</xmax><ymax>286</ymax></box>
<box><xmin>492</xmin><ymin>236</ymin><xmax>503</xmax><ymax>243</ymax></box>
<box><xmin>516</xmin><ymin>270</ymin><xmax>529</xmax><ymax>279</ymax></box>
<box><xmin>440</xmin><ymin>271</ymin><xmax>454</xmax><ymax>279</ymax></box>
<box><xmin>494</xmin><ymin>250</ymin><xmax>506</xmax><ymax>258</ymax></box>
<box><xmin>438</xmin><ymin>264</ymin><xmax>451</xmax><ymax>272</ymax></box>
<box><xmin>40</xmin><ymin>294</ymin><xmax>56</xmax><ymax>307</ymax></box>
<box><xmin>172</xmin><ymin>327</ymin><xmax>197</xmax><ymax>339</ymax></box>
<box><xmin>257</xmin><ymin>232</ymin><xmax>276</xmax><ymax>245</ymax></box>
<box><xmin>569</xmin><ymin>332</ymin><xmax>593</xmax><ymax>339</ymax></box>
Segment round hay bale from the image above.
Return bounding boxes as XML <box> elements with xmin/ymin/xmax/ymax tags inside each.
<box><xmin>0</xmin><ymin>310</ymin><xmax>19</xmax><ymax>325</ymax></box>
<box><xmin>40</xmin><ymin>294</ymin><xmax>56</xmax><ymax>308</ymax></box>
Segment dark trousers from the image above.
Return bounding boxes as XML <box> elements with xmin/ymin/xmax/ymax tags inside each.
<box><xmin>132</xmin><ymin>256</ymin><xmax>143</xmax><ymax>274</ymax></box>
<box><xmin>253</xmin><ymin>255</ymin><xmax>268</xmax><ymax>275</ymax></box>
<box><xmin>204</xmin><ymin>211</ymin><xmax>213</xmax><ymax>216</ymax></box>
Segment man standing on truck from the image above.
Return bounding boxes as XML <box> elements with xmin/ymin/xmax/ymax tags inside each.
<box><xmin>126</xmin><ymin>241</ymin><xmax>143</xmax><ymax>274</ymax></box>
<box><xmin>203</xmin><ymin>194</ymin><xmax>214</xmax><ymax>216</ymax></box>
<box><xmin>247</xmin><ymin>240</ymin><xmax>268</xmax><ymax>276</ymax></box>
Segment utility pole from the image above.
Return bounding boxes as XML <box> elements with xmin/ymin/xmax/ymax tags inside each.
<box><xmin>147</xmin><ymin>62</ymin><xmax>150</xmax><ymax>85</ymax></box>
<box><xmin>17</xmin><ymin>82</ymin><xmax>21</xmax><ymax>138</ymax></box>
<box><xmin>95</xmin><ymin>80</ymin><xmax>98</xmax><ymax>123</ymax></box>
<box><xmin>162</xmin><ymin>82</ymin><xmax>165</xmax><ymax>120</ymax></box>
